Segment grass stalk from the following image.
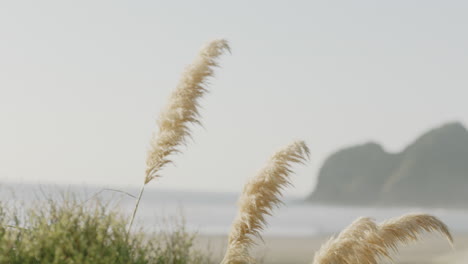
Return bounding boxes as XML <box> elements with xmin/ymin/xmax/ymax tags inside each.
<box><xmin>127</xmin><ymin>39</ymin><xmax>229</xmax><ymax>234</ymax></box>
<box><xmin>127</xmin><ymin>185</ymin><xmax>145</xmax><ymax>236</ymax></box>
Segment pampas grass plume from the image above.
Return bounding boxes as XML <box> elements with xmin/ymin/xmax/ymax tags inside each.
<box><xmin>145</xmin><ymin>39</ymin><xmax>230</xmax><ymax>184</ymax></box>
<box><xmin>312</xmin><ymin>217</ymin><xmax>383</xmax><ymax>264</ymax></box>
<box><xmin>369</xmin><ymin>213</ymin><xmax>453</xmax><ymax>252</ymax></box>
<box><xmin>312</xmin><ymin>213</ymin><xmax>453</xmax><ymax>264</ymax></box>
<box><xmin>128</xmin><ymin>39</ymin><xmax>229</xmax><ymax>234</ymax></box>
<box><xmin>221</xmin><ymin>141</ymin><xmax>310</xmax><ymax>264</ymax></box>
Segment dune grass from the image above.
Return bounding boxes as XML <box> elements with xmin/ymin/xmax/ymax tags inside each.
<box><xmin>0</xmin><ymin>197</ymin><xmax>212</xmax><ymax>264</ymax></box>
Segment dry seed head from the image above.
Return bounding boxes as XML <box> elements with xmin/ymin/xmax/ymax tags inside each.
<box><xmin>312</xmin><ymin>213</ymin><xmax>453</xmax><ymax>264</ymax></box>
<box><xmin>312</xmin><ymin>217</ymin><xmax>381</xmax><ymax>264</ymax></box>
<box><xmin>371</xmin><ymin>213</ymin><xmax>453</xmax><ymax>252</ymax></box>
<box><xmin>221</xmin><ymin>141</ymin><xmax>310</xmax><ymax>264</ymax></box>
<box><xmin>145</xmin><ymin>39</ymin><xmax>230</xmax><ymax>184</ymax></box>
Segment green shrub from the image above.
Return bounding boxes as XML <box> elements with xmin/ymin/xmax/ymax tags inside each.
<box><xmin>0</xmin><ymin>198</ymin><xmax>211</xmax><ymax>264</ymax></box>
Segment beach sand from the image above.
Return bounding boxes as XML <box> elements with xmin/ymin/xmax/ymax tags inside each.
<box><xmin>195</xmin><ymin>233</ymin><xmax>468</xmax><ymax>264</ymax></box>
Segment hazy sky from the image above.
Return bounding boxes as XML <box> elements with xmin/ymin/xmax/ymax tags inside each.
<box><xmin>1</xmin><ymin>1</ymin><xmax>468</xmax><ymax>197</ymax></box>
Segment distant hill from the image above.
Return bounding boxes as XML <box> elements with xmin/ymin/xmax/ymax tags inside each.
<box><xmin>307</xmin><ymin>122</ymin><xmax>468</xmax><ymax>208</ymax></box>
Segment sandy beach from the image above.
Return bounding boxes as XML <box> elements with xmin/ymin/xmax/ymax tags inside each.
<box><xmin>195</xmin><ymin>233</ymin><xmax>468</xmax><ymax>264</ymax></box>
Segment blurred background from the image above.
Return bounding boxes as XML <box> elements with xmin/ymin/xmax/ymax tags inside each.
<box><xmin>1</xmin><ymin>1</ymin><xmax>468</xmax><ymax>263</ymax></box>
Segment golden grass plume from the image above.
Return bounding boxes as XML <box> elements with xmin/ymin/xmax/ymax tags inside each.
<box><xmin>128</xmin><ymin>39</ymin><xmax>229</xmax><ymax>234</ymax></box>
<box><xmin>312</xmin><ymin>213</ymin><xmax>453</xmax><ymax>264</ymax></box>
<box><xmin>312</xmin><ymin>217</ymin><xmax>385</xmax><ymax>264</ymax></box>
<box><xmin>145</xmin><ymin>39</ymin><xmax>230</xmax><ymax>184</ymax></box>
<box><xmin>369</xmin><ymin>213</ymin><xmax>453</xmax><ymax>253</ymax></box>
<box><xmin>221</xmin><ymin>141</ymin><xmax>310</xmax><ymax>264</ymax></box>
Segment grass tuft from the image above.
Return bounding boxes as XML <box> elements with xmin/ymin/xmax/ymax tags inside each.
<box><xmin>0</xmin><ymin>197</ymin><xmax>212</xmax><ymax>264</ymax></box>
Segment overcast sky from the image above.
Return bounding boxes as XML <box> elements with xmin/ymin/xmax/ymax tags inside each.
<box><xmin>1</xmin><ymin>1</ymin><xmax>467</xmax><ymax>197</ymax></box>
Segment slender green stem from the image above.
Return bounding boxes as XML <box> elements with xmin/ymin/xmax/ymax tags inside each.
<box><xmin>127</xmin><ymin>184</ymin><xmax>146</xmax><ymax>235</ymax></box>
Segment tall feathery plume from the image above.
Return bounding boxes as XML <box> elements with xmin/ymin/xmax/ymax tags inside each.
<box><xmin>312</xmin><ymin>217</ymin><xmax>382</xmax><ymax>264</ymax></box>
<box><xmin>221</xmin><ymin>141</ymin><xmax>310</xmax><ymax>264</ymax></box>
<box><xmin>312</xmin><ymin>213</ymin><xmax>453</xmax><ymax>264</ymax></box>
<box><xmin>127</xmin><ymin>39</ymin><xmax>230</xmax><ymax>234</ymax></box>
<box><xmin>367</xmin><ymin>213</ymin><xmax>453</xmax><ymax>254</ymax></box>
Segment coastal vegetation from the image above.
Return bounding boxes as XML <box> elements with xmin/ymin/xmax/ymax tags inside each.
<box><xmin>1</xmin><ymin>39</ymin><xmax>456</xmax><ymax>263</ymax></box>
<box><xmin>0</xmin><ymin>197</ymin><xmax>211</xmax><ymax>264</ymax></box>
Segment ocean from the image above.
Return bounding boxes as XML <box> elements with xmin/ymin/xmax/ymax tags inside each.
<box><xmin>2</xmin><ymin>183</ymin><xmax>468</xmax><ymax>237</ymax></box>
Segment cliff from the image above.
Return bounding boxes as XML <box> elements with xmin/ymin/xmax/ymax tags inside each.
<box><xmin>307</xmin><ymin>122</ymin><xmax>468</xmax><ymax>207</ymax></box>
